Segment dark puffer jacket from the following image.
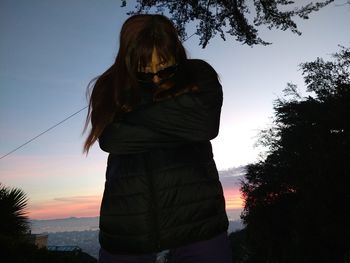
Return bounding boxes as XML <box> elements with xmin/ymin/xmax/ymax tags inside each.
<box><xmin>98</xmin><ymin>59</ymin><xmax>229</xmax><ymax>254</ymax></box>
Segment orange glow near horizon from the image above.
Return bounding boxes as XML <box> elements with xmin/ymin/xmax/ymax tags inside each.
<box><xmin>223</xmin><ymin>188</ymin><xmax>244</xmax><ymax>210</ymax></box>
<box><xmin>28</xmin><ymin>195</ymin><xmax>102</xmax><ymax>220</ymax></box>
<box><xmin>28</xmin><ymin>186</ymin><xmax>244</xmax><ymax>220</ymax></box>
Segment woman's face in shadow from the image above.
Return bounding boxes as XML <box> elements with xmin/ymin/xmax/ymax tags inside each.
<box><xmin>138</xmin><ymin>47</ymin><xmax>176</xmax><ymax>85</ymax></box>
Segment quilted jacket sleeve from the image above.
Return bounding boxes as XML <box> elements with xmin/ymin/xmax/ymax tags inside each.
<box><xmin>98</xmin><ymin>120</ymin><xmax>187</xmax><ymax>154</ymax></box>
<box><xmin>98</xmin><ymin>59</ymin><xmax>223</xmax><ymax>154</ymax></box>
<box><xmin>123</xmin><ymin>59</ymin><xmax>223</xmax><ymax>141</ymax></box>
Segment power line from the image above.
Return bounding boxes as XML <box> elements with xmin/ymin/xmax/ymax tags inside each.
<box><xmin>184</xmin><ymin>32</ymin><xmax>196</xmax><ymax>42</ymax></box>
<box><xmin>0</xmin><ymin>106</ymin><xmax>88</xmax><ymax>160</ymax></box>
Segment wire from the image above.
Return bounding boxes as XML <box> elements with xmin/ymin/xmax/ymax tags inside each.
<box><xmin>0</xmin><ymin>106</ymin><xmax>88</xmax><ymax>160</ymax></box>
<box><xmin>184</xmin><ymin>32</ymin><xmax>196</xmax><ymax>42</ymax></box>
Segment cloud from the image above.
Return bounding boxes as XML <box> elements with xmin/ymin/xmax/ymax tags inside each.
<box><xmin>52</xmin><ymin>196</ymin><xmax>100</xmax><ymax>202</ymax></box>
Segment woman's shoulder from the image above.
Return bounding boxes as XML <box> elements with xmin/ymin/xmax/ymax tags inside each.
<box><xmin>183</xmin><ymin>59</ymin><xmax>219</xmax><ymax>79</ymax></box>
<box><xmin>182</xmin><ymin>59</ymin><xmax>220</xmax><ymax>86</ymax></box>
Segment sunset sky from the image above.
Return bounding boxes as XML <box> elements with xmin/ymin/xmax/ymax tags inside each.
<box><xmin>1</xmin><ymin>0</ymin><xmax>349</xmax><ymax>220</ymax></box>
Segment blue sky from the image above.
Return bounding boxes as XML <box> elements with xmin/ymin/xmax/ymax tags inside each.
<box><xmin>0</xmin><ymin>0</ymin><xmax>349</xmax><ymax>219</ymax></box>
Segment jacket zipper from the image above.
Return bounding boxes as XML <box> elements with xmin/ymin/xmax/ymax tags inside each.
<box><xmin>145</xmin><ymin>154</ymin><xmax>161</xmax><ymax>251</ymax></box>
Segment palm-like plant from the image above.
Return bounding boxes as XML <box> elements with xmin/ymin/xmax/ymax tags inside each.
<box><xmin>0</xmin><ymin>183</ymin><xmax>30</xmax><ymax>237</ymax></box>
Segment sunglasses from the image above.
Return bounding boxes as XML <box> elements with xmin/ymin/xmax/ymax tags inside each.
<box><xmin>136</xmin><ymin>64</ymin><xmax>178</xmax><ymax>83</ymax></box>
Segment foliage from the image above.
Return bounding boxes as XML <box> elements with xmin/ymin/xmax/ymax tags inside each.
<box><xmin>228</xmin><ymin>229</ymin><xmax>251</xmax><ymax>263</ymax></box>
<box><xmin>0</xmin><ymin>183</ymin><xmax>30</xmax><ymax>237</ymax></box>
<box><xmin>241</xmin><ymin>46</ymin><xmax>350</xmax><ymax>262</ymax></box>
<box><xmin>300</xmin><ymin>45</ymin><xmax>350</xmax><ymax>100</ymax></box>
<box><xmin>0</xmin><ymin>237</ymin><xmax>92</xmax><ymax>263</ymax></box>
<box><xmin>121</xmin><ymin>0</ymin><xmax>334</xmax><ymax>48</ymax></box>
<box><xmin>0</xmin><ymin>183</ymin><xmax>96</xmax><ymax>262</ymax></box>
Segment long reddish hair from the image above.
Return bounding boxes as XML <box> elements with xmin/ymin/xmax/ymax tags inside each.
<box><xmin>83</xmin><ymin>14</ymin><xmax>190</xmax><ymax>154</ymax></box>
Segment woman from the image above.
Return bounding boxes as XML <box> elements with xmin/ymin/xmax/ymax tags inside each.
<box><xmin>84</xmin><ymin>14</ymin><xmax>232</xmax><ymax>263</ymax></box>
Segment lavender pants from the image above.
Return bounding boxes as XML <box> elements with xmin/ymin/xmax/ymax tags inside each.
<box><xmin>98</xmin><ymin>231</ymin><xmax>232</xmax><ymax>263</ymax></box>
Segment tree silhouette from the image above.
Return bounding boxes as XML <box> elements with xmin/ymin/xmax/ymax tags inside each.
<box><xmin>0</xmin><ymin>183</ymin><xmax>30</xmax><ymax>238</ymax></box>
<box><xmin>122</xmin><ymin>0</ymin><xmax>334</xmax><ymax>48</ymax></box>
<box><xmin>241</xmin><ymin>46</ymin><xmax>350</xmax><ymax>262</ymax></box>
<box><xmin>0</xmin><ymin>184</ymin><xmax>96</xmax><ymax>262</ymax></box>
